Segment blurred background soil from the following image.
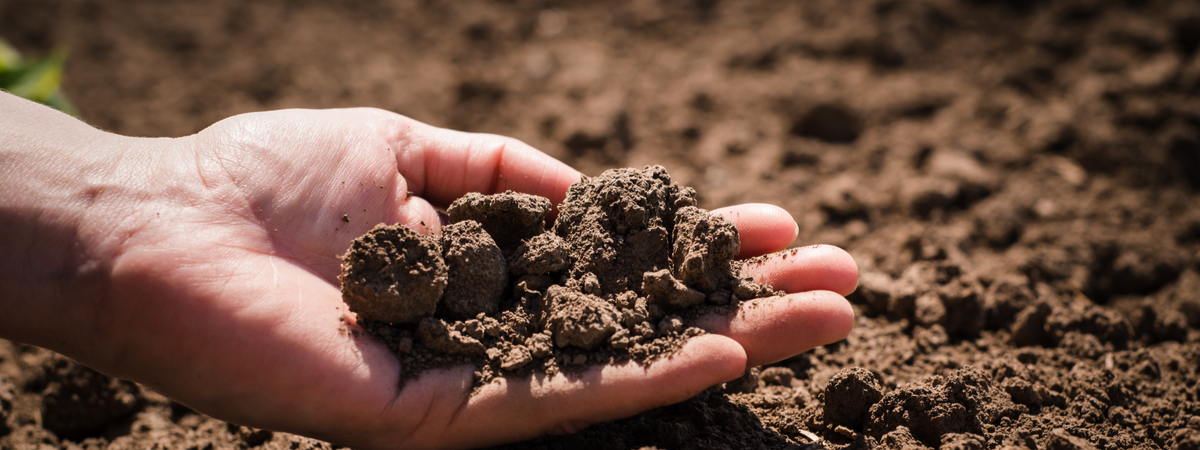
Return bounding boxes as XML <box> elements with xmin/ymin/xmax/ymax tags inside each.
<box><xmin>2</xmin><ymin>0</ymin><xmax>1199</xmax><ymax>448</ymax></box>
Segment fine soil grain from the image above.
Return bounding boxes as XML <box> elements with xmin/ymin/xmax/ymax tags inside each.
<box><xmin>1</xmin><ymin>0</ymin><xmax>1199</xmax><ymax>449</ymax></box>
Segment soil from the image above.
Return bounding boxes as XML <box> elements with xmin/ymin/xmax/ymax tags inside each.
<box><xmin>2</xmin><ymin>0</ymin><xmax>1200</xmax><ymax>449</ymax></box>
<box><xmin>347</xmin><ymin>167</ymin><xmax>775</xmax><ymax>387</ymax></box>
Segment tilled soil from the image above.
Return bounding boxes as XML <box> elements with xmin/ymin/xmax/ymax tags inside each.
<box><xmin>2</xmin><ymin>0</ymin><xmax>1199</xmax><ymax>449</ymax></box>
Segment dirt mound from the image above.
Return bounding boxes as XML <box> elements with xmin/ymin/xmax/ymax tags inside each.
<box><xmin>342</xmin><ymin>166</ymin><xmax>778</xmax><ymax>386</ymax></box>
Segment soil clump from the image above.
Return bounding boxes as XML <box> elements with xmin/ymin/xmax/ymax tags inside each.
<box><xmin>342</xmin><ymin>166</ymin><xmax>779</xmax><ymax>386</ymax></box>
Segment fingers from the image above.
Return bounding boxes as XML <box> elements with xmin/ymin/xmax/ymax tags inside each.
<box><xmin>690</xmin><ymin>244</ymin><xmax>858</xmax><ymax>368</ymax></box>
<box><xmin>691</xmin><ymin>291</ymin><xmax>854</xmax><ymax>368</ymax></box>
<box><xmin>399</xmin><ymin>334</ymin><xmax>746</xmax><ymax>449</ymax></box>
<box><xmin>711</xmin><ymin>204</ymin><xmax>798</xmax><ymax>259</ymax></box>
<box><xmin>739</xmin><ymin>244</ymin><xmax>859</xmax><ymax>296</ymax></box>
<box><xmin>387</xmin><ymin>189</ymin><xmax>444</xmax><ymax>235</ymax></box>
<box><xmin>380</xmin><ymin>111</ymin><xmax>581</xmax><ymax>209</ymax></box>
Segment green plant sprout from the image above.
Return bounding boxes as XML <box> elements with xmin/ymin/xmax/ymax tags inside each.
<box><xmin>0</xmin><ymin>38</ymin><xmax>77</xmax><ymax>116</ymax></box>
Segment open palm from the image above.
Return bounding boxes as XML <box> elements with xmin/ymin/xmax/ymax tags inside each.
<box><xmin>74</xmin><ymin>108</ymin><xmax>856</xmax><ymax>449</ymax></box>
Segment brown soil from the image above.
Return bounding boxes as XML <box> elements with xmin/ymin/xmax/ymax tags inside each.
<box><xmin>345</xmin><ymin>167</ymin><xmax>773</xmax><ymax>388</ymax></box>
<box><xmin>3</xmin><ymin>0</ymin><xmax>1200</xmax><ymax>449</ymax></box>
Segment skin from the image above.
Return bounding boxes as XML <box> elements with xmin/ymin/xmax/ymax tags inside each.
<box><xmin>0</xmin><ymin>92</ymin><xmax>857</xmax><ymax>450</ymax></box>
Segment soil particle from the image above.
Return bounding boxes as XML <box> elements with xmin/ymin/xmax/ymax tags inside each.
<box><xmin>0</xmin><ymin>375</ymin><xmax>12</xmax><ymax>435</ymax></box>
<box><xmin>642</xmin><ymin>269</ymin><xmax>706</xmax><ymax>310</ymax></box>
<box><xmin>417</xmin><ymin>317</ymin><xmax>486</xmax><ymax>356</ymax></box>
<box><xmin>499</xmin><ymin>346</ymin><xmax>533</xmax><ymax>371</ymax></box>
<box><xmin>1011</xmin><ymin>302</ymin><xmax>1054</xmax><ymax>347</ymax></box>
<box><xmin>21</xmin><ymin>354</ymin><xmax>141</xmax><ymax>442</ymax></box>
<box><xmin>848</xmin><ymin>268</ymin><xmax>895</xmax><ymax>316</ymax></box>
<box><xmin>1176</xmin><ymin>428</ymin><xmax>1200</xmax><ymax>450</ymax></box>
<box><xmin>723</xmin><ymin>367</ymin><xmax>761</xmax><ymax>395</ymax></box>
<box><xmin>983</xmin><ymin>274</ymin><xmax>1037</xmax><ymax>330</ymax></box>
<box><xmin>236</xmin><ymin>426</ymin><xmax>274</xmax><ymax>447</ymax></box>
<box><xmin>730</xmin><ymin>276</ymin><xmax>781</xmax><ymax>302</ymax></box>
<box><xmin>877</xmin><ymin>426</ymin><xmax>925</xmax><ymax>450</ymax></box>
<box><xmin>553</xmin><ymin>166</ymin><xmax>696</xmax><ymax>296</ymax></box>
<box><xmin>447</xmin><ymin>191</ymin><xmax>552</xmax><ymax>252</ymax></box>
<box><xmin>824</xmin><ymin>367</ymin><xmax>884</xmax><ymax>431</ymax></box>
<box><xmin>339</xmin><ymin>223</ymin><xmax>447</xmax><ymax>324</ymax></box>
<box><xmin>791</xmin><ymin>104</ymin><xmax>863</xmax><ymax>144</ymax></box>
<box><xmin>544</xmin><ymin>286</ymin><xmax>623</xmax><ymax>350</ymax></box>
<box><xmin>1043</xmin><ymin>428</ymin><xmax>1098</xmax><ymax>450</ymax></box>
<box><xmin>671</xmin><ymin>206</ymin><xmax>739</xmax><ymax>293</ymax></box>
<box><xmin>1046</xmin><ymin>304</ymin><xmax>1134</xmax><ymax>349</ymax></box>
<box><xmin>438</xmin><ymin>220</ymin><xmax>507</xmax><ymax>319</ymax></box>
<box><xmin>758</xmin><ymin>367</ymin><xmax>795</xmax><ymax>387</ymax></box>
<box><xmin>888</xmin><ymin>261</ymin><xmax>986</xmax><ymax>337</ymax></box>
<box><xmin>507</xmin><ymin>232</ymin><xmax>569</xmax><ymax>276</ymax></box>
<box><xmin>525</xmin><ymin>333</ymin><xmax>552</xmax><ymax>358</ymax></box>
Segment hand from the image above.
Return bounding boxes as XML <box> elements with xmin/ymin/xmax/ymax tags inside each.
<box><xmin>0</xmin><ymin>96</ymin><xmax>856</xmax><ymax>449</ymax></box>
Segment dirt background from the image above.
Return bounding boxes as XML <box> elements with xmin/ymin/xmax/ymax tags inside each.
<box><xmin>3</xmin><ymin>0</ymin><xmax>1200</xmax><ymax>448</ymax></box>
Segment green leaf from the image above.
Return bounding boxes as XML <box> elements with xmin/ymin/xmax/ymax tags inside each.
<box><xmin>0</xmin><ymin>38</ymin><xmax>77</xmax><ymax>116</ymax></box>
<box><xmin>0</xmin><ymin>38</ymin><xmax>20</xmax><ymax>70</ymax></box>
<box><xmin>7</xmin><ymin>48</ymin><xmax>66</xmax><ymax>101</ymax></box>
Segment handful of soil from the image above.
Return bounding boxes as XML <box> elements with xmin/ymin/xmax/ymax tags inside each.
<box><xmin>339</xmin><ymin>166</ymin><xmax>781</xmax><ymax>387</ymax></box>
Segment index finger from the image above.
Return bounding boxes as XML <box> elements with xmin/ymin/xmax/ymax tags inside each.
<box><xmin>383</xmin><ymin>112</ymin><xmax>581</xmax><ymax>209</ymax></box>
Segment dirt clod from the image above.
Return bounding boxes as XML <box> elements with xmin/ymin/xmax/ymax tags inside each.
<box><xmin>824</xmin><ymin>367</ymin><xmax>884</xmax><ymax>431</ymax></box>
<box><xmin>507</xmin><ymin>233</ymin><xmax>569</xmax><ymax>276</ymax></box>
<box><xmin>545</xmin><ymin>286</ymin><xmax>623</xmax><ymax>350</ymax></box>
<box><xmin>447</xmin><ymin>191</ymin><xmax>552</xmax><ymax>252</ymax></box>
<box><xmin>554</xmin><ymin>166</ymin><xmax>696</xmax><ymax>296</ymax></box>
<box><xmin>340</xmin><ymin>223</ymin><xmax>447</xmax><ymax>324</ymax></box>
<box><xmin>643</xmin><ymin>269</ymin><xmax>706</xmax><ymax>309</ymax></box>
<box><xmin>439</xmin><ymin>220</ymin><xmax>507</xmax><ymax>319</ymax></box>
<box><xmin>417</xmin><ymin>317</ymin><xmax>486</xmax><ymax>356</ymax></box>
<box><xmin>35</xmin><ymin>356</ymin><xmax>140</xmax><ymax>441</ymax></box>
<box><xmin>671</xmin><ymin>206</ymin><xmax>739</xmax><ymax>293</ymax></box>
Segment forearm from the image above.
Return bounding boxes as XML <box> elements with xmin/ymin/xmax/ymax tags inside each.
<box><xmin>0</xmin><ymin>93</ymin><xmax>166</xmax><ymax>352</ymax></box>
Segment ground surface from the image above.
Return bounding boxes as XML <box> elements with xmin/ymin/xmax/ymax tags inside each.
<box><xmin>2</xmin><ymin>0</ymin><xmax>1200</xmax><ymax>448</ymax></box>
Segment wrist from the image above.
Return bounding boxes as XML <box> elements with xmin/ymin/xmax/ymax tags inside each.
<box><xmin>0</xmin><ymin>94</ymin><xmax>180</xmax><ymax>356</ymax></box>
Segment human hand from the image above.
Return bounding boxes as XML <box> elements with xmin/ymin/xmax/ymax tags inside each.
<box><xmin>0</xmin><ymin>98</ymin><xmax>855</xmax><ymax>449</ymax></box>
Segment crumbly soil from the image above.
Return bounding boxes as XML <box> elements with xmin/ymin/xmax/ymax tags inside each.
<box><xmin>3</xmin><ymin>0</ymin><xmax>1200</xmax><ymax>449</ymax></box>
<box><xmin>345</xmin><ymin>166</ymin><xmax>775</xmax><ymax>388</ymax></box>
